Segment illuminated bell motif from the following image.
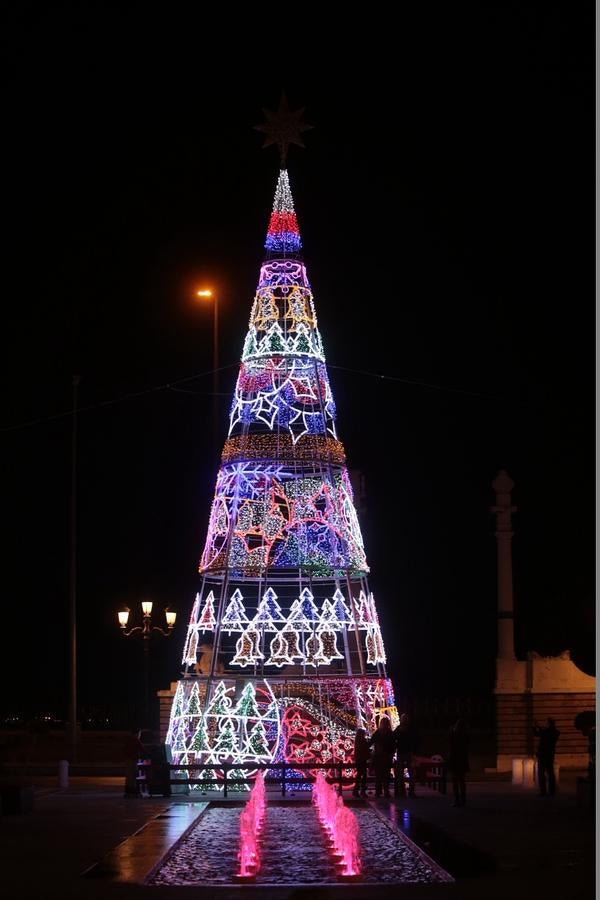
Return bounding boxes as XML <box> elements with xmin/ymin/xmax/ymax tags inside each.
<box><xmin>231</xmin><ymin>627</ymin><xmax>264</xmax><ymax>666</ymax></box>
<box><xmin>266</xmin><ymin>631</ymin><xmax>294</xmax><ymax>667</ymax></box>
<box><xmin>280</xmin><ymin>625</ymin><xmax>303</xmax><ymax>659</ymax></box>
<box><xmin>365</xmin><ymin>627</ymin><xmax>377</xmax><ymax>665</ymax></box>
<box><xmin>304</xmin><ymin>632</ymin><xmax>328</xmax><ymax>667</ymax></box>
<box><xmin>372</xmin><ymin>626</ymin><xmax>385</xmax><ymax>663</ymax></box>
<box><xmin>318</xmin><ymin>628</ymin><xmax>344</xmax><ymax>663</ymax></box>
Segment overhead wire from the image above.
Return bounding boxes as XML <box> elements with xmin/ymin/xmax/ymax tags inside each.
<box><xmin>2</xmin><ymin>360</ymin><xmax>525</xmax><ymax>434</ymax></box>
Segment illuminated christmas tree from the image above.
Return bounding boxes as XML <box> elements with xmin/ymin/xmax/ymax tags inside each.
<box><xmin>167</xmin><ymin>103</ymin><xmax>397</xmax><ymax>779</ymax></box>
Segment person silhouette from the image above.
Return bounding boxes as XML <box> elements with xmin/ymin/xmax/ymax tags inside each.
<box><xmin>393</xmin><ymin>713</ymin><xmax>419</xmax><ymax>797</ymax></box>
<box><xmin>368</xmin><ymin>715</ymin><xmax>395</xmax><ymax>798</ymax></box>
<box><xmin>352</xmin><ymin>727</ymin><xmax>370</xmax><ymax>797</ymax></box>
<box><xmin>534</xmin><ymin>718</ymin><xmax>560</xmax><ymax>796</ymax></box>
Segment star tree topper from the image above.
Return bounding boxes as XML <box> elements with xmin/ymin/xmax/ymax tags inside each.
<box><xmin>255</xmin><ymin>93</ymin><xmax>313</xmax><ymax>166</ymax></box>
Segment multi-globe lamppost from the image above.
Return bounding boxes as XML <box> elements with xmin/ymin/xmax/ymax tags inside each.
<box><xmin>117</xmin><ymin>602</ymin><xmax>176</xmax><ymax>729</ymax></box>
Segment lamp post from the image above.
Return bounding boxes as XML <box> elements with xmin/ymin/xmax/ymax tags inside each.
<box><xmin>196</xmin><ymin>289</ymin><xmax>219</xmax><ymax>458</ymax></box>
<box><xmin>118</xmin><ymin>602</ymin><xmax>177</xmax><ymax>730</ymax></box>
<box><xmin>68</xmin><ymin>374</ymin><xmax>80</xmax><ymax>763</ymax></box>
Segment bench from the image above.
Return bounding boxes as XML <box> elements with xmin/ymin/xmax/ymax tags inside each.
<box><xmin>412</xmin><ymin>755</ymin><xmax>447</xmax><ymax>794</ymax></box>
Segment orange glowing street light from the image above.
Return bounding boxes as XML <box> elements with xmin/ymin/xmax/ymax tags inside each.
<box><xmin>196</xmin><ymin>288</ymin><xmax>219</xmax><ymax>456</ymax></box>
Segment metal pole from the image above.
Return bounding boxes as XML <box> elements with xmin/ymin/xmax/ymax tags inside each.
<box><xmin>213</xmin><ymin>293</ymin><xmax>219</xmax><ymax>459</ymax></box>
<box><xmin>68</xmin><ymin>375</ymin><xmax>80</xmax><ymax>763</ymax></box>
<box><xmin>143</xmin><ymin>637</ymin><xmax>151</xmax><ymax>730</ymax></box>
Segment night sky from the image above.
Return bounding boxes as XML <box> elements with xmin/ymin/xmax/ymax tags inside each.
<box><xmin>2</xmin><ymin>5</ymin><xmax>595</xmax><ymax>725</ymax></box>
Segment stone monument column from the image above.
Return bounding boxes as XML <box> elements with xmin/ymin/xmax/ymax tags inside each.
<box><xmin>490</xmin><ymin>469</ymin><xmax>595</xmax><ymax>772</ymax></box>
<box><xmin>491</xmin><ymin>470</ymin><xmax>517</xmax><ymax>660</ymax></box>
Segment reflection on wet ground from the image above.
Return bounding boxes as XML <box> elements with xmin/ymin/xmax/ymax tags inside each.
<box><xmin>383</xmin><ymin>803</ymin><xmax>496</xmax><ymax>878</ymax></box>
<box><xmin>147</xmin><ymin>802</ymin><xmax>453</xmax><ymax>885</ymax></box>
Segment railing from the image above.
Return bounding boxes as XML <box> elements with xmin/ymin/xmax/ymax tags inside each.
<box><xmin>136</xmin><ymin>758</ymin><xmax>447</xmax><ymax>799</ymax></box>
<box><xmin>137</xmin><ymin>761</ymin><xmax>349</xmax><ymax>798</ymax></box>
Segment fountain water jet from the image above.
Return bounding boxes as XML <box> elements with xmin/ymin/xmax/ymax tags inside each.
<box><xmin>312</xmin><ymin>772</ymin><xmax>361</xmax><ymax>876</ymax></box>
<box><xmin>237</xmin><ymin>771</ymin><xmax>266</xmax><ymax>878</ymax></box>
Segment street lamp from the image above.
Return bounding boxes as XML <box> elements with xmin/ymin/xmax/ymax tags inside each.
<box><xmin>118</xmin><ymin>602</ymin><xmax>177</xmax><ymax>730</ymax></box>
<box><xmin>196</xmin><ymin>288</ymin><xmax>219</xmax><ymax>458</ymax></box>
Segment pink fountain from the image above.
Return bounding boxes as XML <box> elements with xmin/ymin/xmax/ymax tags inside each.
<box><xmin>237</xmin><ymin>771</ymin><xmax>266</xmax><ymax>879</ymax></box>
<box><xmin>312</xmin><ymin>772</ymin><xmax>361</xmax><ymax>877</ymax></box>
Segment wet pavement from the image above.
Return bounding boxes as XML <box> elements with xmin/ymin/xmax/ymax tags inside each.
<box><xmin>0</xmin><ymin>773</ymin><xmax>594</xmax><ymax>899</ymax></box>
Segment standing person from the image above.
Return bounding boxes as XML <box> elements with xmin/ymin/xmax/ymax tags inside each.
<box><xmin>394</xmin><ymin>713</ymin><xmax>419</xmax><ymax>798</ymax></box>
<box><xmin>534</xmin><ymin>718</ymin><xmax>560</xmax><ymax>796</ymax></box>
<box><xmin>352</xmin><ymin>727</ymin><xmax>370</xmax><ymax>797</ymax></box>
<box><xmin>368</xmin><ymin>715</ymin><xmax>395</xmax><ymax>798</ymax></box>
<box><xmin>447</xmin><ymin>718</ymin><xmax>469</xmax><ymax>807</ymax></box>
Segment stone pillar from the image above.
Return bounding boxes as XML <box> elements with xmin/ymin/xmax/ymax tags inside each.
<box><xmin>157</xmin><ymin>682</ymin><xmax>178</xmax><ymax>742</ymax></box>
<box><xmin>491</xmin><ymin>470</ymin><xmax>517</xmax><ymax>660</ymax></box>
<box><xmin>490</xmin><ymin>470</ymin><xmax>596</xmax><ymax>771</ymax></box>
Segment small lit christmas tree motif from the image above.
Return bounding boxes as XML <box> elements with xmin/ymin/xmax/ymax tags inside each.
<box><xmin>246</xmin><ymin>718</ymin><xmax>271</xmax><ymax>758</ymax></box>
<box><xmin>187</xmin><ymin>681</ymin><xmax>201</xmax><ymax>715</ymax></box>
<box><xmin>170</xmin><ymin>716</ymin><xmax>188</xmax><ymax>754</ymax></box>
<box><xmin>287</xmin><ymin>588</ymin><xmax>320</xmax><ymax>631</ymax></box>
<box><xmin>319</xmin><ymin>598</ymin><xmax>338</xmax><ymax>629</ymax></box>
<box><xmin>166</xmin><ymin>159</ymin><xmax>396</xmax><ymax>773</ymax></box>
<box><xmin>354</xmin><ymin>590</ymin><xmax>372</xmax><ymax>629</ymax></box>
<box><xmin>212</xmin><ymin>717</ymin><xmax>237</xmax><ymax>759</ymax></box>
<box><xmin>205</xmin><ymin>681</ymin><xmax>234</xmax><ymax>717</ymax></box>
<box><xmin>198</xmin><ymin>591</ymin><xmax>217</xmax><ymax>631</ymax></box>
<box><xmin>221</xmin><ymin>589</ymin><xmax>250</xmax><ymax>633</ymax></box>
<box><xmin>182</xmin><ymin>594</ymin><xmax>200</xmax><ymax>664</ymax></box>
<box><xmin>251</xmin><ymin>586</ymin><xmax>286</xmax><ymax>630</ymax></box>
<box><xmin>332</xmin><ymin>588</ymin><xmax>354</xmax><ymax>627</ymax></box>
<box><xmin>191</xmin><ymin>715</ymin><xmax>210</xmax><ymax>755</ymax></box>
<box><xmin>227</xmin><ymin>768</ymin><xmax>249</xmax><ymax>792</ymax></box>
<box><xmin>170</xmin><ymin>682</ymin><xmax>184</xmax><ymax>723</ymax></box>
<box><xmin>183</xmin><ymin>628</ymin><xmax>199</xmax><ymax>667</ymax></box>
<box><xmin>234</xmin><ymin>682</ymin><xmax>261</xmax><ymax>719</ymax></box>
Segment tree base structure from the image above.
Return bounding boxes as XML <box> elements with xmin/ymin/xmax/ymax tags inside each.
<box><xmin>167</xmin><ymin>675</ymin><xmax>397</xmax><ymax>776</ymax></box>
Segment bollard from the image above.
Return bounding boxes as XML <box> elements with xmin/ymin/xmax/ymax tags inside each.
<box><xmin>511</xmin><ymin>758</ymin><xmax>524</xmax><ymax>785</ymax></box>
<box><xmin>522</xmin><ymin>758</ymin><xmax>536</xmax><ymax>787</ymax></box>
<box><xmin>58</xmin><ymin>759</ymin><xmax>69</xmax><ymax>790</ymax></box>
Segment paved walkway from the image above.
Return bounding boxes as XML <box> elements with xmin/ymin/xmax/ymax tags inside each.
<box><xmin>0</xmin><ymin>773</ymin><xmax>594</xmax><ymax>899</ymax></box>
